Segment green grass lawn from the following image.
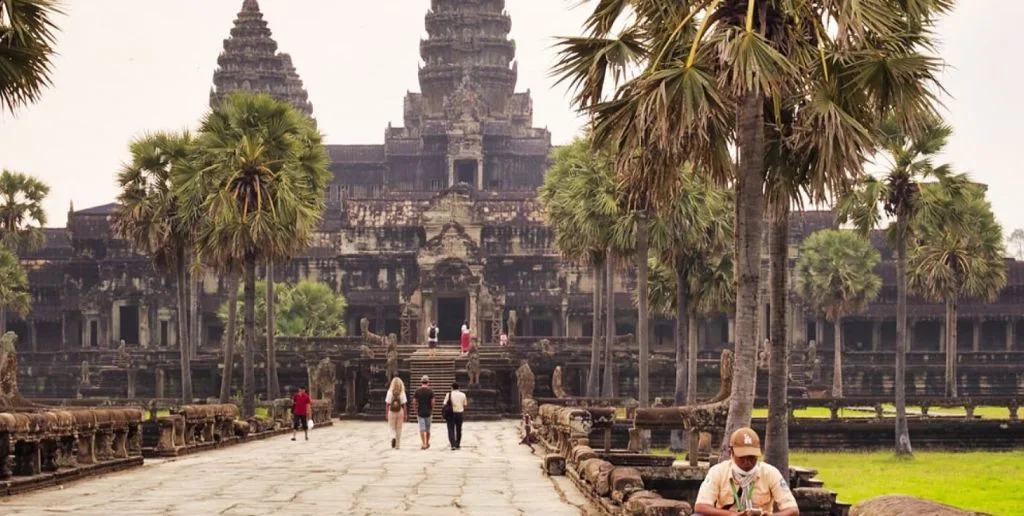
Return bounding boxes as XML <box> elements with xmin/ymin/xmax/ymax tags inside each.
<box><xmin>790</xmin><ymin>451</ymin><xmax>1024</xmax><ymax>515</ymax></box>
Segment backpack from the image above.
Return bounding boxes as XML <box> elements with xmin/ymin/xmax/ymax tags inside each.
<box><xmin>428</xmin><ymin>327</ymin><xmax>437</xmax><ymax>339</ymax></box>
<box><xmin>442</xmin><ymin>394</ymin><xmax>454</xmax><ymax>420</ymax></box>
<box><xmin>389</xmin><ymin>396</ymin><xmax>403</xmax><ymax>413</ymax></box>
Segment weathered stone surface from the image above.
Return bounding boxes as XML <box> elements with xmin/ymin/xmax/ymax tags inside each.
<box><xmin>610</xmin><ymin>466</ymin><xmax>645</xmax><ymax>503</ymax></box>
<box><xmin>623</xmin><ymin>494</ymin><xmax>693</xmax><ymax>516</ymax></box>
<box><xmin>2</xmin><ymin>421</ymin><xmax>591</xmax><ymax>514</ymax></box>
<box><xmin>570</xmin><ymin>444</ymin><xmax>597</xmax><ymax>464</ymax></box>
<box><xmin>580</xmin><ymin>457</ymin><xmax>615</xmax><ymax>495</ymax></box>
<box><xmin>850</xmin><ymin>495</ymin><xmax>990</xmax><ymax>516</ymax></box>
<box><xmin>544</xmin><ymin>453</ymin><xmax>566</xmax><ymax>476</ymax></box>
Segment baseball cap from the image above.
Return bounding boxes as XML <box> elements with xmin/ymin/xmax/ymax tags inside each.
<box><xmin>421</xmin><ymin>375</ymin><xmax>430</xmax><ymax>384</ymax></box>
<box><xmin>730</xmin><ymin>427</ymin><xmax>761</xmax><ymax>457</ymax></box>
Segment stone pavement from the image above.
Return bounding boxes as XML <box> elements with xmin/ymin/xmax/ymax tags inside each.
<box><xmin>0</xmin><ymin>420</ymin><xmax>593</xmax><ymax>515</ymax></box>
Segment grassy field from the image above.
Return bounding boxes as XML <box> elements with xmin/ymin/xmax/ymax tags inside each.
<box><xmin>790</xmin><ymin>451</ymin><xmax>1024</xmax><ymax>515</ymax></box>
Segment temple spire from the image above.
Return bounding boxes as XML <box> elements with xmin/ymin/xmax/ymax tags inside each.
<box><xmin>209</xmin><ymin>0</ymin><xmax>315</xmax><ymax>119</ymax></box>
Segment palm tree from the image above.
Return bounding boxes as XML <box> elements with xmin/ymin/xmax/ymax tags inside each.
<box><xmin>113</xmin><ymin>131</ymin><xmax>197</xmax><ymax>401</ymax></box>
<box><xmin>795</xmin><ymin>229</ymin><xmax>882</xmax><ymax>398</ymax></box>
<box><xmin>554</xmin><ymin>0</ymin><xmax>951</xmax><ymax>449</ymax></box>
<box><xmin>540</xmin><ymin>138</ymin><xmax>615</xmax><ymax>397</ymax></box>
<box><xmin>0</xmin><ymin>170</ymin><xmax>49</xmax><ymax>253</ymax></box>
<box><xmin>837</xmin><ymin>114</ymin><xmax>968</xmax><ymax>457</ymax></box>
<box><xmin>0</xmin><ymin>0</ymin><xmax>63</xmax><ymax>113</ymax></box>
<box><xmin>909</xmin><ymin>186</ymin><xmax>1007</xmax><ymax>398</ymax></box>
<box><xmin>185</xmin><ymin>92</ymin><xmax>329</xmax><ymax>417</ymax></box>
<box><xmin>540</xmin><ymin>136</ymin><xmax>623</xmax><ymax>397</ymax></box>
<box><xmin>0</xmin><ymin>246</ymin><xmax>30</xmax><ymax>333</ymax></box>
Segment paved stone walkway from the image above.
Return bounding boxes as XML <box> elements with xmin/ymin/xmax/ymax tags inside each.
<box><xmin>1</xmin><ymin>420</ymin><xmax>592</xmax><ymax>515</ymax></box>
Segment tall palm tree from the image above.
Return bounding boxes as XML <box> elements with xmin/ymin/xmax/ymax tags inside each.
<box><xmin>0</xmin><ymin>245</ymin><xmax>30</xmax><ymax>334</ymax></box>
<box><xmin>909</xmin><ymin>185</ymin><xmax>1007</xmax><ymax>398</ymax></box>
<box><xmin>837</xmin><ymin>114</ymin><xmax>968</xmax><ymax>457</ymax></box>
<box><xmin>540</xmin><ymin>138</ymin><xmax>616</xmax><ymax>397</ymax></box>
<box><xmin>0</xmin><ymin>0</ymin><xmax>62</xmax><ymax>113</ymax></box>
<box><xmin>795</xmin><ymin>229</ymin><xmax>882</xmax><ymax>398</ymax></box>
<box><xmin>113</xmin><ymin>131</ymin><xmax>197</xmax><ymax>401</ymax></box>
<box><xmin>0</xmin><ymin>169</ymin><xmax>49</xmax><ymax>253</ymax></box>
<box><xmin>554</xmin><ymin>0</ymin><xmax>951</xmax><ymax>450</ymax></box>
<box><xmin>184</xmin><ymin>92</ymin><xmax>329</xmax><ymax>417</ymax></box>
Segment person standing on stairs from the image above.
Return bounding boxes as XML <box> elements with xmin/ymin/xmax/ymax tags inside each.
<box><xmin>427</xmin><ymin>322</ymin><xmax>439</xmax><ymax>357</ymax></box>
<box><xmin>460</xmin><ymin>321</ymin><xmax>470</xmax><ymax>355</ymax></box>
<box><xmin>385</xmin><ymin>377</ymin><xmax>408</xmax><ymax>449</ymax></box>
<box><xmin>443</xmin><ymin>382</ymin><xmax>468</xmax><ymax>450</ymax></box>
<box><xmin>414</xmin><ymin>375</ymin><xmax>435</xmax><ymax>449</ymax></box>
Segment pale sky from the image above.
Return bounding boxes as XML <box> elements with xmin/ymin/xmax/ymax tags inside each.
<box><xmin>0</xmin><ymin>1</ymin><xmax>1021</xmax><ymax>233</ymax></box>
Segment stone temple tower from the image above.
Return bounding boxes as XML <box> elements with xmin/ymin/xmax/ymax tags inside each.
<box><xmin>209</xmin><ymin>0</ymin><xmax>314</xmax><ymax>118</ymax></box>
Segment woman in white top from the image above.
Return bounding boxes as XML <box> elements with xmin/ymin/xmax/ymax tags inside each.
<box><xmin>384</xmin><ymin>377</ymin><xmax>407</xmax><ymax>449</ymax></box>
<box><xmin>443</xmin><ymin>382</ymin><xmax>468</xmax><ymax>450</ymax></box>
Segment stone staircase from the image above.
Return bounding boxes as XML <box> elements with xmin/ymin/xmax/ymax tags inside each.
<box><xmin>409</xmin><ymin>349</ymin><xmax>459</xmax><ymax>423</ymax></box>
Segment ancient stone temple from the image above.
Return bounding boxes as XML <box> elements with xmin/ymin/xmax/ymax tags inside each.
<box><xmin>9</xmin><ymin>0</ymin><xmax>1024</xmax><ymax>406</ymax></box>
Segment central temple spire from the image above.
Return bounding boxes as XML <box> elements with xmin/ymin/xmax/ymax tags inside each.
<box><xmin>419</xmin><ymin>0</ymin><xmax>517</xmax><ymax>116</ymax></box>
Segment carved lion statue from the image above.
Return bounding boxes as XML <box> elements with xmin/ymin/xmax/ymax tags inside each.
<box><xmin>467</xmin><ymin>344</ymin><xmax>481</xmax><ymax>386</ymax></box>
<box><xmin>385</xmin><ymin>334</ymin><xmax>399</xmax><ymax>380</ymax></box>
<box><xmin>515</xmin><ymin>360</ymin><xmax>535</xmax><ymax>402</ymax></box>
<box><xmin>552</xmin><ymin>365</ymin><xmax>568</xmax><ymax>399</ymax></box>
<box><xmin>0</xmin><ymin>331</ymin><xmax>18</xmax><ymax>400</ymax></box>
<box><xmin>706</xmin><ymin>349</ymin><xmax>734</xmax><ymax>404</ymax></box>
<box><xmin>311</xmin><ymin>358</ymin><xmax>336</xmax><ymax>403</ymax></box>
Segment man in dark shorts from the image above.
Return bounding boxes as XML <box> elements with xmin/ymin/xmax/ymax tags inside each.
<box><xmin>427</xmin><ymin>322</ymin><xmax>439</xmax><ymax>357</ymax></box>
<box><xmin>414</xmin><ymin>375</ymin><xmax>435</xmax><ymax>449</ymax></box>
<box><xmin>291</xmin><ymin>386</ymin><xmax>312</xmax><ymax>441</ymax></box>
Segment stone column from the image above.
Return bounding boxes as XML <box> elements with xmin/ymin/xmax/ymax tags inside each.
<box><xmin>374</xmin><ymin>305</ymin><xmax>384</xmax><ymax>334</ymax></box>
<box><xmin>61</xmin><ymin>312</ymin><xmax>68</xmax><ymax>351</ymax></box>
<box><xmin>127</xmin><ymin>370</ymin><xmax>137</xmax><ymax>398</ymax></box>
<box><xmin>469</xmin><ymin>290</ymin><xmax>479</xmax><ymax>342</ymax></box>
<box><xmin>99</xmin><ymin>315</ymin><xmax>109</xmax><ymax>349</ymax></box>
<box><xmin>560</xmin><ymin>299</ymin><xmax>569</xmax><ymax>337</ymax></box>
<box><xmin>727</xmin><ymin>314</ymin><xmax>735</xmax><ymax>344</ymax></box>
<box><xmin>939</xmin><ymin>326</ymin><xmax>945</xmax><ymax>352</ymax></box>
<box><xmin>28</xmin><ymin>318</ymin><xmax>37</xmax><ymax>352</ymax></box>
<box><xmin>447</xmin><ymin>157</ymin><xmax>454</xmax><ymax>187</ymax></box>
<box><xmin>815</xmin><ymin>315</ymin><xmax>825</xmax><ymax>347</ymax></box>
<box><xmin>906</xmin><ymin>318</ymin><xmax>916</xmax><ymax>351</ymax></box>
<box><xmin>972</xmin><ymin>318</ymin><xmax>982</xmax><ymax>352</ymax></box>
<box><xmin>871</xmin><ymin>320</ymin><xmax>882</xmax><ymax>351</ymax></box>
<box><xmin>476</xmin><ymin>159</ymin><xmax>483</xmax><ymax>190</ymax></box>
<box><xmin>1007</xmin><ymin>318</ymin><xmax>1016</xmax><ymax>352</ymax></box>
<box><xmin>139</xmin><ymin>304</ymin><xmax>150</xmax><ymax>348</ymax></box>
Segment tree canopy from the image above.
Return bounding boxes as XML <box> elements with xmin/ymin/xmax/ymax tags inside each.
<box><xmin>218</xmin><ymin>280</ymin><xmax>347</xmax><ymax>338</ymax></box>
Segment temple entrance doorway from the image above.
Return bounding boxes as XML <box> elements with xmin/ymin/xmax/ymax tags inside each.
<box><xmin>437</xmin><ymin>296</ymin><xmax>467</xmax><ymax>343</ymax></box>
<box><xmin>455</xmin><ymin>159</ymin><xmax>478</xmax><ymax>186</ymax></box>
<box><xmin>119</xmin><ymin>305</ymin><xmax>139</xmax><ymax>345</ymax></box>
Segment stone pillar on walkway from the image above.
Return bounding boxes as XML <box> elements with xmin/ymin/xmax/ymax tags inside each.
<box><xmin>972</xmin><ymin>319</ymin><xmax>982</xmax><ymax>352</ymax></box>
<box><xmin>871</xmin><ymin>320</ymin><xmax>882</xmax><ymax>351</ymax></box>
<box><xmin>155</xmin><ymin>368</ymin><xmax>166</xmax><ymax>399</ymax></box>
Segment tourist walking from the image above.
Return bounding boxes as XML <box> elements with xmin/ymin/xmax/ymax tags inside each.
<box><xmin>460</xmin><ymin>321</ymin><xmax>470</xmax><ymax>354</ymax></box>
<box><xmin>694</xmin><ymin>427</ymin><xmax>799</xmax><ymax>516</ymax></box>
<box><xmin>427</xmin><ymin>322</ymin><xmax>439</xmax><ymax>357</ymax></box>
<box><xmin>442</xmin><ymin>382</ymin><xmax>468</xmax><ymax>450</ymax></box>
<box><xmin>385</xmin><ymin>377</ymin><xmax>408</xmax><ymax>449</ymax></box>
<box><xmin>414</xmin><ymin>375</ymin><xmax>435</xmax><ymax>449</ymax></box>
<box><xmin>291</xmin><ymin>386</ymin><xmax>312</xmax><ymax>441</ymax></box>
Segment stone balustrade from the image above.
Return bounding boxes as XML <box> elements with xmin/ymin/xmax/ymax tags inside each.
<box><xmin>1</xmin><ymin>408</ymin><xmax>143</xmax><ymax>493</ymax></box>
<box><xmin>154</xmin><ymin>404</ymin><xmax>241</xmax><ymax>456</ymax></box>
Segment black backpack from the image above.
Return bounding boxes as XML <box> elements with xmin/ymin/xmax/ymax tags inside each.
<box><xmin>389</xmin><ymin>396</ymin><xmax>403</xmax><ymax>413</ymax></box>
<box><xmin>428</xmin><ymin>327</ymin><xmax>437</xmax><ymax>339</ymax></box>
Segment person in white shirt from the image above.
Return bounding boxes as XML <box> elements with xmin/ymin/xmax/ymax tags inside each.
<box><xmin>384</xmin><ymin>377</ymin><xmax>408</xmax><ymax>449</ymax></box>
<box><xmin>442</xmin><ymin>382</ymin><xmax>469</xmax><ymax>450</ymax></box>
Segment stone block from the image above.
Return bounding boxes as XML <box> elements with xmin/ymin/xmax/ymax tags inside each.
<box><xmin>850</xmin><ymin>495</ymin><xmax>987</xmax><ymax>516</ymax></box>
<box><xmin>543</xmin><ymin>453</ymin><xmax>566</xmax><ymax>476</ymax></box>
<box><xmin>580</xmin><ymin>458</ymin><xmax>615</xmax><ymax>496</ymax></box>
<box><xmin>570</xmin><ymin>444</ymin><xmax>597</xmax><ymax>464</ymax></box>
<box><xmin>623</xmin><ymin>495</ymin><xmax>693</xmax><ymax>516</ymax></box>
<box><xmin>610</xmin><ymin>466</ymin><xmax>645</xmax><ymax>503</ymax></box>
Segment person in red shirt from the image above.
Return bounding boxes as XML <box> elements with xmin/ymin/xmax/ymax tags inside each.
<box><xmin>291</xmin><ymin>387</ymin><xmax>312</xmax><ymax>441</ymax></box>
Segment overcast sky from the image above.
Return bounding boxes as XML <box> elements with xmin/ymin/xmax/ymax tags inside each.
<box><xmin>0</xmin><ymin>1</ymin><xmax>1020</xmax><ymax>233</ymax></box>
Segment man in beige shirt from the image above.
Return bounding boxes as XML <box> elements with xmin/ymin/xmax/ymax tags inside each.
<box><xmin>694</xmin><ymin>428</ymin><xmax>799</xmax><ymax>516</ymax></box>
<box><xmin>443</xmin><ymin>382</ymin><xmax>468</xmax><ymax>450</ymax></box>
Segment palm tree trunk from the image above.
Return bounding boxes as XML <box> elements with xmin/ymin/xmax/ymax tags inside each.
<box><xmin>687</xmin><ymin>312</ymin><xmax>699</xmax><ymax>466</ymax></box>
<box><xmin>765</xmin><ymin>206</ymin><xmax>789</xmax><ymax>474</ymax></box>
<box><xmin>945</xmin><ymin>298</ymin><xmax>958</xmax><ymax>398</ymax></box>
<box><xmin>175</xmin><ymin>252</ymin><xmax>193</xmax><ymax>402</ymax></box>
<box><xmin>587</xmin><ymin>260</ymin><xmax>603</xmax><ymax>397</ymax></box>
<box><xmin>895</xmin><ymin>215</ymin><xmax>913</xmax><ymax>457</ymax></box>
<box><xmin>242</xmin><ymin>253</ymin><xmax>257</xmax><ymax>418</ymax></box>
<box><xmin>671</xmin><ymin>260</ymin><xmax>690</xmax><ymax>451</ymax></box>
<box><xmin>219</xmin><ymin>272</ymin><xmax>238</xmax><ymax>403</ymax></box>
<box><xmin>833</xmin><ymin>315</ymin><xmax>843</xmax><ymax>398</ymax></box>
<box><xmin>190</xmin><ymin>271</ymin><xmax>201</xmax><ymax>358</ymax></box>
<box><xmin>265</xmin><ymin>261</ymin><xmax>279</xmax><ymax>399</ymax></box>
<box><xmin>602</xmin><ymin>254</ymin><xmax>616</xmax><ymax>397</ymax></box>
<box><xmin>1</xmin><ymin>310</ymin><xmax>6</xmax><ymax>335</ymax></box>
<box><xmin>637</xmin><ymin>213</ymin><xmax>650</xmax><ymax>408</ymax></box>
<box><xmin>722</xmin><ymin>91</ymin><xmax>766</xmax><ymax>458</ymax></box>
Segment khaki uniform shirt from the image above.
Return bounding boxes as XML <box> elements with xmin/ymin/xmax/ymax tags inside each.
<box><xmin>695</xmin><ymin>461</ymin><xmax>797</xmax><ymax>514</ymax></box>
